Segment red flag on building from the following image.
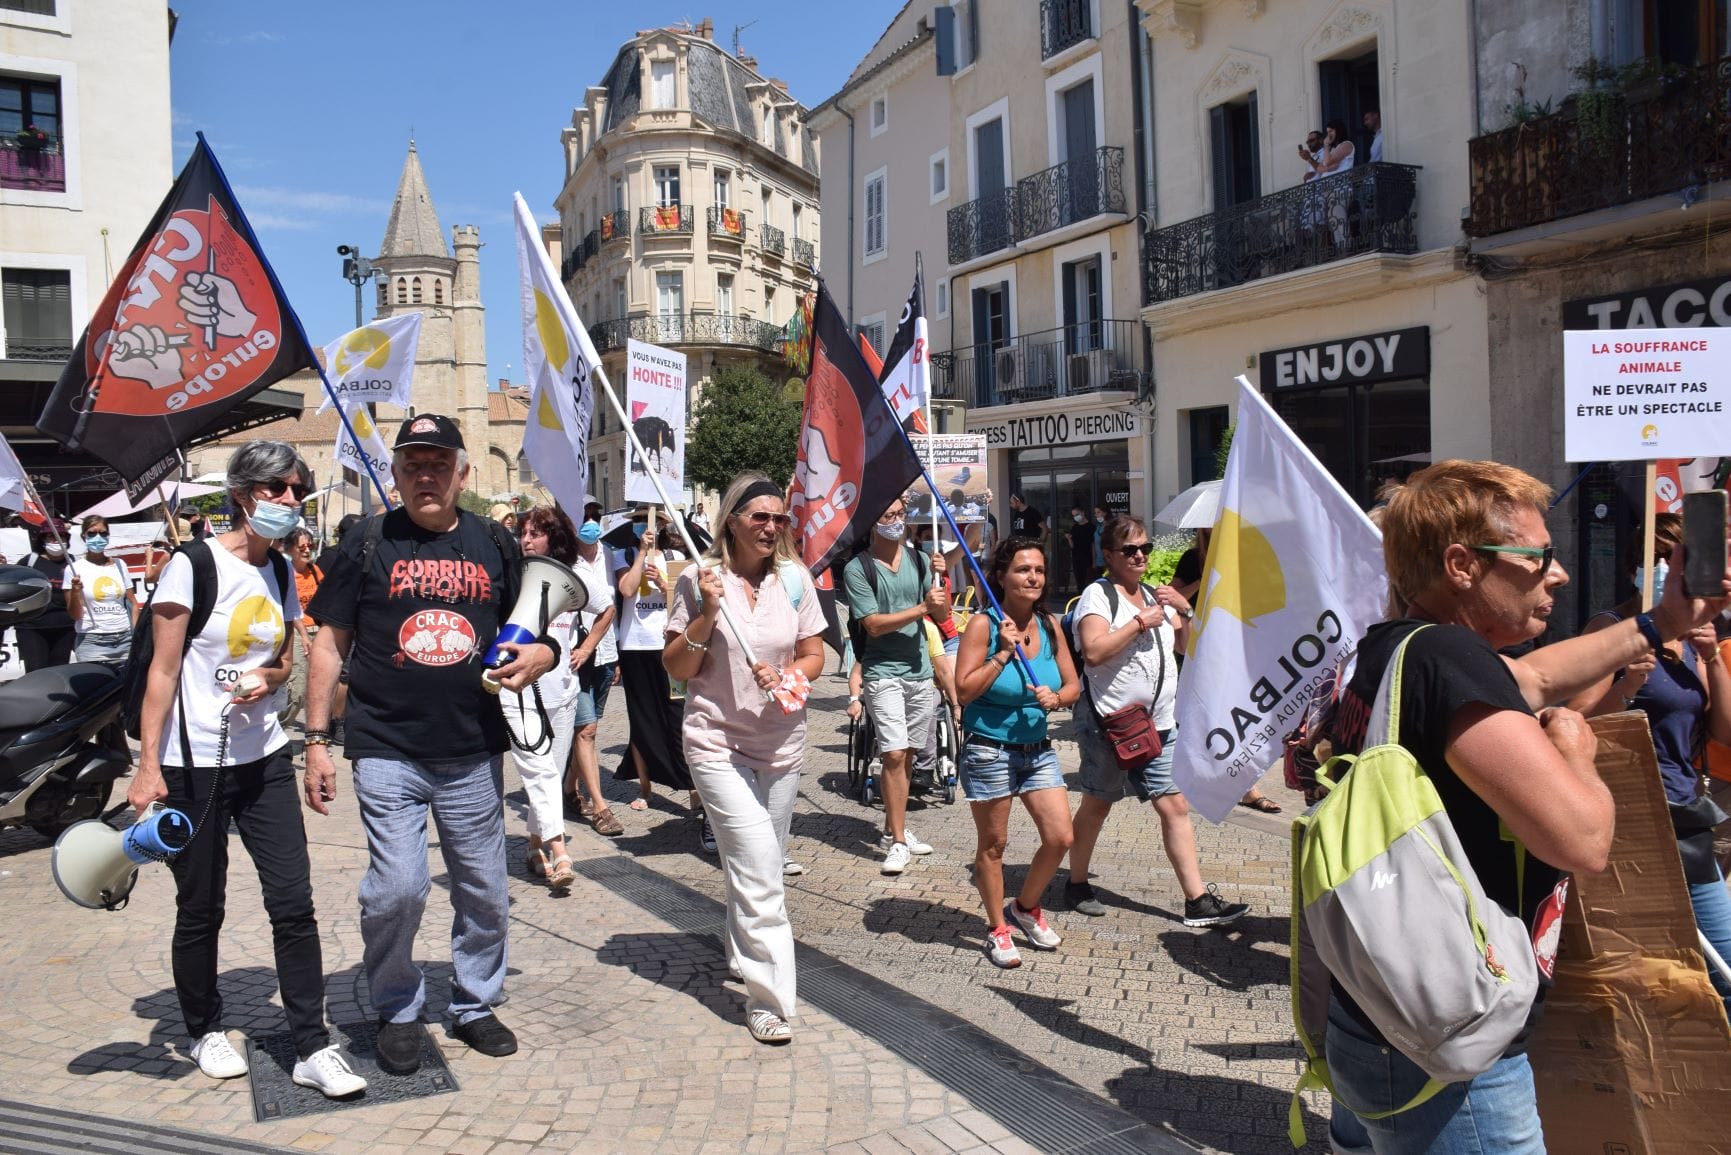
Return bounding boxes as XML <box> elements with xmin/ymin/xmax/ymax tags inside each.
<box><xmin>38</xmin><ymin>136</ymin><xmax>316</xmax><ymax>498</ymax></box>
<box><xmin>787</xmin><ymin>282</ymin><xmax>922</xmax><ymax>575</ymax></box>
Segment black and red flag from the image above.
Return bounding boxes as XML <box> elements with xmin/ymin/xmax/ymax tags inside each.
<box><xmin>39</xmin><ymin>135</ymin><xmax>316</xmax><ymax>498</ymax></box>
<box><xmin>787</xmin><ymin>281</ymin><xmax>923</xmax><ymax>576</ymax></box>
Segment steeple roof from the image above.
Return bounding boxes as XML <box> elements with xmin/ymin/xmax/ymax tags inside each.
<box><xmin>378</xmin><ymin>141</ymin><xmax>449</xmax><ymax>259</ymax></box>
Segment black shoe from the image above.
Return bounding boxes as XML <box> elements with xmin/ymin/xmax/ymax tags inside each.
<box><xmin>374</xmin><ymin>1019</ymin><xmax>423</xmax><ymax>1075</ymax></box>
<box><xmin>1183</xmin><ymin>884</ymin><xmax>1250</xmax><ymax>928</ymax></box>
<box><xmin>452</xmin><ymin>1013</ymin><xmax>518</xmax><ymax>1057</ymax></box>
<box><xmin>1064</xmin><ymin>880</ymin><xmax>1107</xmax><ymax>917</ymax></box>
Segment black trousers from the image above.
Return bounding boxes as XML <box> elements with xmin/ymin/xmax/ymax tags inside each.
<box><xmin>163</xmin><ymin>747</ymin><xmax>329</xmax><ymax>1059</ymax></box>
<box><xmin>16</xmin><ymin>625</ymin><xmax>74</xmax><ymax>672</ymax></box>
<box><xmin>615</xmin><ymin>649</ymin><xmax>693</xmax><ymax>791</ymax></box>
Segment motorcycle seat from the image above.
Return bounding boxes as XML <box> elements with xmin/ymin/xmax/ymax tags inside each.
<box><xmin>0</xmin><ymin>662</ymin><xmax>122</xmax><ymax>732</ymax></box>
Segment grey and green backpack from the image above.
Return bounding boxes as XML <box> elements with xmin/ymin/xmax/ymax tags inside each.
<box><xmin>1288</xmin><ymin>626</ymin><xmax>1539</xmax><ymax>1146</ymax></box>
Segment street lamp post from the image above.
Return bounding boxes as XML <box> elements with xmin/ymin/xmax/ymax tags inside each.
<box><xmin>336</xmin><ymin>244</ymin><xmax>381</xmax><ymax>512</ymax></box>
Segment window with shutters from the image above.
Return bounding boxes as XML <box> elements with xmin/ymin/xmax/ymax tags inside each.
<box><xmin>650</xmin><ymin>59</ymin><xmax>676</xmax><ymax>109</ymax></box>
<box><xmin>412</xmin><ymin>277</ymin><xmax>424</xmax><ymax>304</ymax></box>
<box><xmin>434</xmin><ymin>280</ymin><xmax>444</xmax><ymax>305</ymax></box>
<box><xmin>1208</xmin><ymin>95</ymin><xmax>1260</xmax><ymax>209</ymax></box>
<box><xmin>396</xmin><ymin>277</ymin><xmax>408</xmax><ymax>304</ymax></box>
<box><xmin>863</xmin><ymin>168</ymin><xmax>887</xmax><ymax>261</ymax></box>
<box><xmin>856</xmin><ymin>314</ymin><xmax>886</xmax><ymax>357</ymax></box>
<box><xmin>1</xmin><ymin>266</ymin><xmax>71</xmax><ymax>361</ymax></box>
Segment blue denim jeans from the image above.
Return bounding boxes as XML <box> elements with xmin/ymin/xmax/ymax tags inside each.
<box><xmin>1324</xmin><ymin>998</ymin><xmax>1545</xmax><ymax>1154</ymax></box>
<box><xmin>1689</xmin><ymin>866</ymin><xmax>1731</xmax><ymax>1011</ymax></box>
<box><xmin>352</xmin><ymin>754</ymin><xmax>507</xmax><ymax>1026</ymax></box>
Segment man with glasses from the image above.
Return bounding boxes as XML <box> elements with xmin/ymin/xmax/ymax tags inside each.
<box><xmin>844</xmin><ymin>498</ymin><xmax>950</xmax><ymax>874</ymax></box>
<box><xmin>305</xmin><ymin>415</ymin><xmax>558</xmax><ymax>1075</ymax></box>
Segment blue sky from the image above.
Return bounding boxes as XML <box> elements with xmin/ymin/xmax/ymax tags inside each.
<box><xmin>167</xmin><ymin>0</ymin><xmax>899</xmax><ymax>389</ymax></box>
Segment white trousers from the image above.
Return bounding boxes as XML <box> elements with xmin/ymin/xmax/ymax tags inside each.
<box><xmin>691</xmin><ymin>757</ymin><xmax>799</xmax><ymax>1020</ymax></box>
<box><xmin>505</xmin><ymin>691</ymin><xmax>579</xmax><ymax>841</ymax></box>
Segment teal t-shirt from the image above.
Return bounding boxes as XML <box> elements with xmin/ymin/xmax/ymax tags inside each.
<box><xmin>843</xmin><ymin>547</ymin><xmax>933</xmax><ymax>682</ymax></box>
<box><xmin>963</xmin><ymin>614</ymin><xmax>1061</xmax><ymax>743</ymax></box>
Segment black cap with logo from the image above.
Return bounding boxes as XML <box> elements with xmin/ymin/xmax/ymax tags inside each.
<box><xmin>393</xmin><ymin>413</ymin><xmax>465</xmax><ymax>452</ymax></box>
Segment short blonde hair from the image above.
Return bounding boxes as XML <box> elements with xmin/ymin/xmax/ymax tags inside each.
<box><xmin>1382</xmin><ymin>460</ymin><xmax>1552</xmax><ymax>605</ymax></box>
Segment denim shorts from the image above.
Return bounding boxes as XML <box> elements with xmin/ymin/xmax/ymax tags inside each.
<box><xmin>571</xmin><ymin>661</ymin><xmax>617</xmax><ymax>728</ymax></box>
<box><xmin>1076</xmin><ymin>716</ymin><xmax>1178</xmax><ymax>803</ymax></box>
<box><xmin>960</xmin><ymin>740</ymin><xmax>1064</xmax><ymax>801</ymax></box>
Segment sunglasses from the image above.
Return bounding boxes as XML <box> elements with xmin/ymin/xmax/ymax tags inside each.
<box><xmin>259</xmin><ymin>478</ymin><xmax>311</xmax><ymax>501</ymax></box>
<box><xmin>738</xmin><ymin>511</ymin><xmax>793</xmax><ymax>529</ymax></box>
<box><xmin>878</xmin><ymin>510</ymin><xmax>906</xmax><ymax>523</ymax></box>
<box><xmin>1112</xmin><ymin>542</ymin><xmax>1152</xmax><ymax>558</ymax></box>
<box><xmin>1472</xmin><ymin>543</ymin><xmax>1556</xmax><ymax>571</ymax></box>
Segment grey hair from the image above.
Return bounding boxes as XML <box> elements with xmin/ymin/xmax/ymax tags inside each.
<box><xmin>226</xmin><ymin>440</ymin><xmax>309</xmax><ymax>507</ymax></box>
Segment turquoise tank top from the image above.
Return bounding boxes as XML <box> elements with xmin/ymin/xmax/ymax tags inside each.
<box><xmin>963</xmin><ymin>613</ymin><xmax>1061</xmax><ymax>743</ymax></box>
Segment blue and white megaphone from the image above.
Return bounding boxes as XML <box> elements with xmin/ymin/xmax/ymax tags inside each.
<box><xmin>52</xmin><ymin>804</ymin><xmax>194</xmax><ymax>910</ymax></box>
<box><xmin>481</xmin><ymin>555</ymin><xmax>588</xmax><ymax>692</ymax></box>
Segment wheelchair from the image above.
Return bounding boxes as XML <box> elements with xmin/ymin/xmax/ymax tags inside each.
<box><xmin>848</xmin><ymin>697</ymin><xmax>961</xmax><ymax>807</ymax></box>
<box><xmin>846</xmin><ymin>709</ymin><xmax>880</xmax><ymax>807</ymax></box>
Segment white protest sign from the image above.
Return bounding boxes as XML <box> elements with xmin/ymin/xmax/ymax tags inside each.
<box><xmin>624</xmin><ymin>338</ymin><xmax>687</xmax><ymax>506</ymax></box>
<box><xmin>1563</xmin><ymin>328</ymin><xmax>1731</xmax><ymax>462</ymax></box>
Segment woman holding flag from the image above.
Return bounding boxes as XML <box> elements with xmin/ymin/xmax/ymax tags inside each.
<box><xmin>663</xmin><ymin>473</ymin><xmax>826</xmax><ymax>1044</ymax></box>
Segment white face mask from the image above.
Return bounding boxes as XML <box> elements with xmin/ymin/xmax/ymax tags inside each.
<box><xmin>875</xmin><ymin>520</ymin><xmax>906</xmax><ymax>542</ymax></box>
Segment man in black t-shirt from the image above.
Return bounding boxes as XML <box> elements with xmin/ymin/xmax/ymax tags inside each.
<box><xmin>305</xmin><ymin>415</ymin><xmax>556</xmax><ymax>1075</ymax></box>
<box><xmin>1008</xmin><ymin>493</ymin><xmax>1044</xmax><ymax>540</ymax></box>
<box><xmin>15</xmin><ymin>524</ymin><xmax>73</xmax><ymax>671</ymax></box>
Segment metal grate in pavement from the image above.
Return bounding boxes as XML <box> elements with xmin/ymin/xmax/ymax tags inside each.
<box><xmin>0</xmin><ymin>1098</ymin><xmax>293</xmax><ymax>1154</ymax></box>
<box><xmin>245</xmin><ymin>1020</ymin><xmax>458</xmax><ymax>1123</ymax></box>
<box><xmin>575</xmin><ymin>856</ymin><xmax>1195</xmax><ymax>1155</ymax></box>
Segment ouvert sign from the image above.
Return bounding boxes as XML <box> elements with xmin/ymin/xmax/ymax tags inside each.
<box><xmin>1258</xmin><ymin>326</ymin><xmax>1430</xmax><ymax>390</ymax></box>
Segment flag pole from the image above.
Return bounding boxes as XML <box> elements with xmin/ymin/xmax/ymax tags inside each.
<box><xmin>589</xmin><ymin>362</ymin><xmax>759</xmax><ymax>668</ymax></box>
<box><xmin>194</xmin><ymin>132</ymin><xmax>393</xmax><ymax>512</ymax></box>
<box><xmin>917</xmin><ymin>252</ymin><xmax>939</xmax><ymax>586</ymax></box>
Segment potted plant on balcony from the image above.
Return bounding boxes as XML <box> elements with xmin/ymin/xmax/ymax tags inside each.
<box><xmin>1569</xmin><ymin>57</ymin><xmax>1622</xmax><ymax>158</ymax></box>
<box><xmin>13</xmin><ymin>124</ymin><xmax>49</xmax><ymax>150</ymax></box>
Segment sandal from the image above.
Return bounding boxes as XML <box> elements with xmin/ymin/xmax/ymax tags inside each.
<box><xmin>1238</xmin><ymin>793</ymin><xmax>1283</xmax><ymax>814</ymax></box>
<box><xmin>628</xmin><ymin>796</ymin><xmax>649</xmax><ymax>811</ymax></box>
<box><xmin>746</xmin><ymin>1009</ymin><xmax>792</xmax><ymax>1045</ymax></box>
<box><xmin>591</xmin><ymin>808</ymin><xmax>625</xmax><ymax>837</ymax></box>
<box><xmin>525</xmin><ymin>845</ymin><xmax>549</xmax><ymax>878</ymax></box>
<box><xmin>546</xmin><ymin>855</ymin><xmax>577</xmax><ymax>890</ymax></box>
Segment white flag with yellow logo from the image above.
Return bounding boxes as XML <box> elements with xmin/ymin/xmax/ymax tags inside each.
<box><xmin>317</xmin><ymin>312</ymin><xmax>421</xmax><ymax>413</ymax></box>
<box><xmin>1172</xmin><ymin>377</ymin><xmax>1389</xmax><ymax>823</ymax></box>
<box><xmin>513</xmin><ymin>192</ymin><xmax>595</xmax><ymax>517</ymax></box>
<box><xmin>332</xmin><ymin>401</ymin><xmax>395</xmax><ymax>495</ymax></box>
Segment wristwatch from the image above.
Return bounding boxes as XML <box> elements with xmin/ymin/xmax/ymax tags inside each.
<box><xmin>1178</xmin><ymin>606</ymin><xmax>1195</xmax><ymax>620</ymax></box>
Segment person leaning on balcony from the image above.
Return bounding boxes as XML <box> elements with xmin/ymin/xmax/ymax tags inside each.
<box><xmin>1315</xmin><ymin>119</ymin><xmax>1357</xmax><ymax>248</ymax></box>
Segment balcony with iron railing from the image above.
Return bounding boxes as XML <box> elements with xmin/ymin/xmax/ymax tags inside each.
<box><xmin>1041</xmin><ymin>0</ymin><xmax>1093</xmax><ymax>59</ymax></box>
<box><xmin>929</xmin><ymin>319</ymin><xmax>1147</xmax><ymax>409</ymax></box>
<box><xmin>600</xmin><ymin>209</ymin><xmax>631</xmax><ymax>245</ymax></box>
<box><xmin>1</xmin><ymin>335</ymin><xmax>73</xmax><ymax>363</ymax></box>
<box><xmin>1141</xmin><ymin>162</ymin><xmax>1421</xmax><ymax>305</ymax></box>
<box><xmin>0</xmin><ymin>137</ymin><xmax>66</xmax><ymax>193</ymax></box>
<box><xmin>792</xmin><ymin>237</ymin><xmax>815</xmax><ymax>267</ymax></box>
<box><xmin>760</xmin><ymin>223</ymin><xmax>786</xmax><ymax>258</ymax></box>
<box><xmin>708</xmin><ymin>205</ymin><xmax>749</xmax><ymax>243</ymax></box>
<box><xmin>562</xmin><ymin>229</ymin><xmax>603</xmax><ymax>279</ymax></box>
<box><xmin>948</xmin><ymin>146</ymin><xmax>1126</xmax><ymax>265</ymax></box>
<box><xmin>639</xmin><ymin>203</ymin><xmax>694</xmax><ymax>235</ymax></box>
<box><xmin>587</xmin><ymin>312</ymin><xmax>783</xmax><ymax>354</ymax></box>
<box><xmin>1467</xmin><ymin>56</ymin><xmax>1731</xmax><ymax>237</ymax></box>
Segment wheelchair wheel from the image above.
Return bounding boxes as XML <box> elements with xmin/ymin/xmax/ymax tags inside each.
<box><xmin>847</xmin><ymin>716</ymin><xmax>863</xmax><ymax>790</ymax></box>
<box><xmin>861</xmin><ymin>766</ymin><xmax>877</xmax><ymax>808</ymax></box>
<box><xmin>935</xmin><ymin>711</ymin><xmax>960</xmax><ymax>805</ymax></box>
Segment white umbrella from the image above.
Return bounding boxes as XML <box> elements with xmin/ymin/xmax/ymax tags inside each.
<box><xmin>1152</xmin><ymin>479</ymin><xmax>1222</xmax><ymax>530</ymax></box>
<box><xmin>75</xmin><ymin>481</ymin><xmax>224</xmax><ymax>521</ymax></box>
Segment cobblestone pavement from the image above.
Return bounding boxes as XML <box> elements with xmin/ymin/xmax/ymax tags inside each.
<box><xmin>0</xmin><ymin>673</ymin><xmax>1328</xmax><ymax>1154</ymax></box>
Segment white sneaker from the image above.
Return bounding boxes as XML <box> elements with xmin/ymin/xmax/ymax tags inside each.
<box><xmin>782</xmin><ymin>856</ymin><xmax>805</xmax><ymax>877</ymax></box>
<box><xmin>881</xmin><ymin>841</ymin><xmax>912</xmax><ymax>875</ymax></box>
<box><xmin>190</xmin><ymin>1031</ymin><xmax>248</xmax><ymax>1080</ymax></box>
<box><xmin>879</xmin><ymin>828</ymin><xmax>933</xmax><ymax>855</ymax></box>
<box><xmin>1006</xmin><ymin>898</ymin><xmax>1062</xmax><ymax>950</ymax></box>
<box><xmin>292</xmin><ymin>1044</ymin><xmax>368</xmax><ymax>1098</ymax></box>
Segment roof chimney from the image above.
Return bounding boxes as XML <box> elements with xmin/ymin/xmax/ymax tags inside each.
<box><xmin>698</xmin><ymin>17</ymin><xmax>713</xmax><ymax>40</ymax></box>
<box><xmin>739</xmin><ymin>53</ymin><xmax>758</xmax><ymax>70</ymax></box>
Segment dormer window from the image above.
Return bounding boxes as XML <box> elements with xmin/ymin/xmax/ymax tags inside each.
<box><xmin>650</xmin><ymin>59</ymin><xmax>676</xmax><ymax>109</ymax></box>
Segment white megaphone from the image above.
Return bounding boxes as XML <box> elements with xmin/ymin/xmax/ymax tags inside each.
<box><xmin>481</xmin><ymin>555</ymin><xmax>588</xmax><ymax>691</ymax></box>
<box><xmin>52</xmin><ymin>804</ymin><xmax>194</xmax><ymax>910</ymax></box>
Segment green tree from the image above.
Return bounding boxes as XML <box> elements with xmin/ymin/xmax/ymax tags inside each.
<box><xmin>1214</xmin><ymin>422</ymin><xmax>1235</xmax><ymax>479</ymax></box>
<box><xmin>685</xmin><ymin>364</ymin><xmax>804</xmax><ymax>493</ymax></box>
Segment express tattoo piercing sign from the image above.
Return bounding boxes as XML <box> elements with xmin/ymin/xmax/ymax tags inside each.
<box><xmin>1563</xmin><ymin>328</ymin><xmax>1731</xmax><ymax>462</ymax></box>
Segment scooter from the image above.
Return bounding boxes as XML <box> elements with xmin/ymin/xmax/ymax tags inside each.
<box><xmin>0</xmin><ymin>565</ymin><xmax>131</xmax><ymax>839</ymax></box>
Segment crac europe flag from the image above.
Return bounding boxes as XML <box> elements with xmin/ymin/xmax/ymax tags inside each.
<box><xmin>39</xmin><ymin>137</ymin><xmax>316</xmax><ymax>498</ymax></box>
<box><xmin>787</xmin><ymin>282</ymin><xmax>922</xmax><ymax>575</ymax></box>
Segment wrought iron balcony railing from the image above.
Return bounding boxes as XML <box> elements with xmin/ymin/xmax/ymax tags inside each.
<box><xmin>930</xmin><ymin>319</ymin><xmax>1147</xmax><ymax>409</ymax></box>
<box><xmin>600</xmin><ymin>209</ymin><xmax>631</xmax><ymax>245</ymax></box>
<box><xmin>1467</xmin><ymin>57</ymin><xmax>1731</xmax><ymax>237</ymax></box>
<box><xmin>1041</xmin><ymin>0</ymin><xmax>1093</xmax><ymax>58</ymax></box>
<box><xmin>1</xmin><ymin>337</ymin><xmax>73</xmax><ymax>362</ymax></box>
<box><xmin>587</xmin><ymin>312</ymin><xmax>782</xmax><ymax>354</ymax></box>
<box><xmin>760</xmin><ymin>223</ymin><xmax>786</xmax><ymax>257</ymax></box>
<box><xmin>639</xmin><ymin>203</ymin><xmax>693</xmax><ymax>235</ymax></box>
<box><xmin>792</xmin><ymin>237</ymin><xmax>815</xmax><ymax>267</ymax></box>
<box><xmin>948</xmin><ymin>146</ymin><xmax>1125</xmax><ymax>264</ymax></box>
<box><xmin>1141</xmin><ymin>162</ymin><xmax>1421</xmax><ymax>305</ymax></box>
<box><xmin>708</xmin><ymin>205</ymin><xmax>749</xmax><ymax>241</ymax></box>
<box><xmin>0</xmin><ymin>139</ymin><xmax>66</xmax><ymax>193</ymax></box>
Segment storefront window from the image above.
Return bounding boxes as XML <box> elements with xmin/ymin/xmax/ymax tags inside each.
<box><xmin>1009</xmin><ymin>441</ymin><xmax>1131</xmax><ymax>595</ymax></box>
<box><xmin>1269</xmin><ymin>379</ymin><xmax>1429</xmax><ymax>507</ymax></box>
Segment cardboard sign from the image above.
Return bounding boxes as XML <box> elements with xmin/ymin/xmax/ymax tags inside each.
<box><xmin>1563</xmin><ymin>328</ymin><xmax>1731</xmax><ymax>461</ymax></box>
<box><xmin>624</xmin><ymin>338</ymin><xmax>687</xmax><ymax>505</ymax></box>
<box><xmin>1530</xmin><ymin>711</ymin><xmax>1731</xmax><ymax>1153</ymax></box>
<box><xmin>905</xmin><ymin>434</ymin><xmax>989</xmax><ymax>525</ymax></box>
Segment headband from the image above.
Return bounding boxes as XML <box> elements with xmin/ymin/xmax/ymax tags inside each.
<box><xmin>728</xmin><ymin>479</ymin><xmax>785</xmax><ymax>519</ymax></box>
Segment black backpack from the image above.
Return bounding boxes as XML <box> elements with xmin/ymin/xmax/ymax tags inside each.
<box><xmin>844</xmin><ymin>545</ymin><xmax>930</xmax><ymax>660</ymax></box>
<box><xmin>120</xmin><ymin>539</ymin><xmax>291</xmax><ymax>741</ymax></box>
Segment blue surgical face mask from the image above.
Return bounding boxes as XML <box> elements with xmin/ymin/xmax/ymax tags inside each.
<box><xmin>578</xmin><ymin>521</ymin><xmax>602</xmax><ymax>545</ymax></box>
<box><xmin>248</xmin><ymin>500</ymin><xmax>301</xmax><ymax>541</ymax></box>
<box><xmin>1635</xmin><ymin>558</ymin><xmax>1669</xmax><ymax>602</ymax></box>
<box><xmin>83</xmin><ymin>535</ymin><xmax>108</xmax><ymax>554</ymax></box>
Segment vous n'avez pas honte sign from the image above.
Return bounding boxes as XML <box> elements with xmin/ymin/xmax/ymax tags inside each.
<box><xmin>1563</xmin><ymin>328</ymin><xmax>1731</xmax><ymax>462</ymax></box>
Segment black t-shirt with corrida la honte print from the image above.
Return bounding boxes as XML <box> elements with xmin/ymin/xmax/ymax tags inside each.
<box><xmin>1328</xmin><ymin>619</ymin><xmax>1567</xmax><ymax>1055</ymax></box>
<box><xmin>307</xmin><ymin>508</ymin><xmax>523</xmax><ymax>762</ymax></box>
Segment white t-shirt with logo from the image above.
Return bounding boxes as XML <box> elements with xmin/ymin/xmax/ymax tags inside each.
<box><xmin>574</xmin><ymin>548</ymin><xmax>618</xmax><ymax>666</ymax></box>
<box><xmin>609</xmin><ymin>545</ymin><xmax>684</xmax><ymax>652</ymax></box>
<box><xmin>154</xmin><ymin>546</ymin><xmax>301</xmax><ymax>767</ymax></box>
<box><xmin>502</xmin><ymin>606</ymin><xmax>580</xmax><ymax>718</ymax></box>
<box><xmin>65</xmin><ymin>556</ymin><xmax>133</xmax><ymax>635</ymax></box>
<box><xmin>1073</xmin><ymin>580</ymin><xmax>1179</xmax><ymax>729</ymax></box>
